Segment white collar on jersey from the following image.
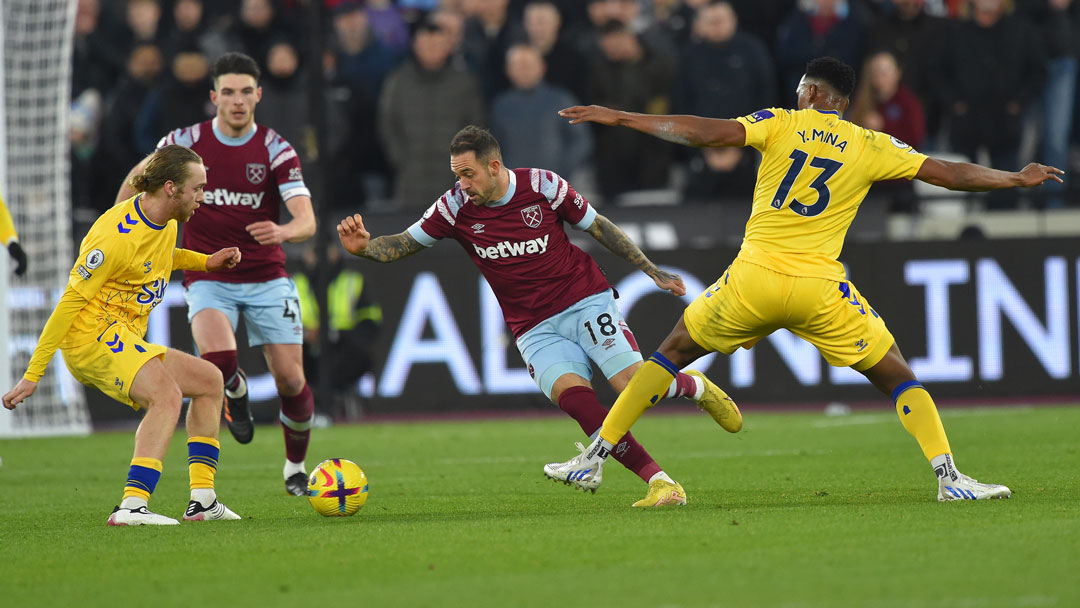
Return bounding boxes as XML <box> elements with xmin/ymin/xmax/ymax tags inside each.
<box><xmin>211</xmin><ymin>117</ymin><xmax>258</xmax><ymax>146</ymax></box>
<box><xmin>487</xmin><ymin>167</ymin><xmax>517</xmax><ymax>207</ymax></box>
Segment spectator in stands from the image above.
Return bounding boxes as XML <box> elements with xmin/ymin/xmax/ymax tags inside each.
<box><xmin>933</xmin><ymin>0</ymin><xmax>1045</xmax><ymax>209</ymax></box>
<box><xmin>431</xmin><ymin>7</ymin><xmax>469</xmax><ymax>68</ymax></box>
<box><xmin>586</xmin><ymin>21</ymin><xmax>676</xmax><ymax>203</ymax></box>
<box><xmin>776</xmin><ymin>0</ymin><xmax>869</xmax><ymax>105</ymax></box>
<box><xmin>492</xmin><ymin>44</ymin><xmax>592</xmax><ymax>179</ymax></box>
<box><xmin>378</xmin><ymin>20</ymin><xmax>485</xmax><ymax>210</ymax></box>
<box><xmin>226</xmin><ymin>0</ymin><xmax>298</xmax><ymax>74</ymax></box>
<box><xmin>89</xmin><ymin>43</ymin><xmax>164</xmax><ymax>211</ymax></box>
<box><xmin>295</xmin><ymin>246</ymin><xmax>382</xmax><ymax>423</ymax></box>
<box><xmin>1022</xmin><ymin>0</ymin><xmax>1079</xmax><ymax>208</ymax></box>
<box><xmin>851</xmin><ymin>50</ymin><xmax>926</xmax><ymax>211</ymax></box>
<box><xmin>650</xmin><ymin>0</ymin><xmax>699</xmax><ymax>46</ymax></box>
<box><xmin>677</xmin><ymin>1</ymin><xmax>775</xmax><ymax>120</ymax></box>
<box><xmin>603</xmin><ymin>0</ymin><xmax>680</xmax><ymax>64</ymax></box>
<box><xmin>727</xmin><ymin>0</ymin><xmax>795</xmax><ymax>55</ymax></box>
<box><xmin>159</xmin><ymin>0</ymin><xmax>228</xmax><ymax>62</ymax></box>
<box><xmin>363</xmin><ymin>0</ymin><xmax>411</xmax><ymax>53</ymax></box>
<box><xmin>255</xmin><ymin>41</ymin><xmax>309</xmax><ymax>159</ymax></box>
<box><xmin>331</xmin><ymin>1</ymin><xmax>402</xmax><ymax>98</ymax></box>
<box><xmin>865</xmin><ymin>0</ymin><xmax>946</xmax><ymax>146</ymax></box>
<box><xmin>462</xmin><ymin>0</ymin><xmax>525</xmax><ymax>101</ymax></box>
<box><xmin>134</xmin><ymin>49</ymin><xmax>215</xmax><ymax>153</ymax></box>
<box><xmin>521</xmin><ymin>1</ymin><xmax>587</xmax><ymax>100</ymax></box>
<box><xmin>121</xmin><ymin>0</ymin><xmax>162</xmax><ymax>48</ymax></box>
<box><xmin>73</xmin><ymin>0</ymin><xmax>126</xmax><ymax>101</ymax></box>
<box><xmin>850</xmin><ymin>51</ymin><xmax>925</xmax><ymax>150</ymax></box>
<box><xmin>683</xmin><ymin>147</ymin><xmax>758</xmax><ymax>205</ymax></box>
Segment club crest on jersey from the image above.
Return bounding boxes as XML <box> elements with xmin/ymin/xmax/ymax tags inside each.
<box><xmin>246</xmin><ymin>163</ymin><xmax>267</xmax><ymax>184</ymax></box>
<box><xmin>521</xmin><ymin>205</ymin><xmax>543</xmax><ymax>229</ymax></box>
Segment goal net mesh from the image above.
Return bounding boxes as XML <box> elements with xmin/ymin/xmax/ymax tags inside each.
<box><xmin>0</xmin><ymin>0</ymin><xmax>90</xmax><ymax>437</ymax></box>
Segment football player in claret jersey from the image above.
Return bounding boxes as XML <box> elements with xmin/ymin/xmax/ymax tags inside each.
<box><xmin>117</xmin><ymin>52</ymin><xmax>317</xmax><ymax>496</ymax></box>
<box><xmin>3</xmin><ymin>145</ymin><xmax>243</xmax><ymax>525</ymax></box>
<box><xmin>545</xmin><ymin>57</ymin><xmax>1065</xmax><ymax>501</ymax></box>
<box><xmin>338</xmin><ymin>126</ymin><xmax>741</xmax><ymax>507</ymax></box>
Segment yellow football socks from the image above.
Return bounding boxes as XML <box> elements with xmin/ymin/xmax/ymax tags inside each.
<box><xmin>599</xmin><ymin>354</ymin><xmax>681</xmax><ymax>445</ymax></box>
<box><xmin>123</xmin><ymin>457</ymin><xmax>163</xmax><ymax>502</ymax></box>
<box><xmin>187</xmin><ymin>436</ymin><xmax>220</xmax><ymax>490</ymax></box>
<box><xmin>892</xmin><ymin>381</ymin><xmax>951</xmax><ymax>461</ymax></box>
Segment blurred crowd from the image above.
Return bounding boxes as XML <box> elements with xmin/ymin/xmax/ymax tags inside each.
<box><xmin>72</xmin><ymin>0</ymin><xmax>1080</xmax><ymax>215</ymax></box>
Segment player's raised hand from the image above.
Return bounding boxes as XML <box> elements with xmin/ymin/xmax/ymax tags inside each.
<box><xmin>207</xmin><ymin>247</ymin><xmax>241</xmax><ymax>271</ymax></box>
<box><xmin>337</xmin><ymin>214</ymin><xmax>371</xmax><ymax>255</ymax></box>
<box><xmin>652</xmin><ymin>269</ymin><xmax>686</xmax><ymax>297</ymax></box>
<box><xmin>559</xmin><ymin>105</ymin><xmax>621</xmax><ymax>126</ymax></box>
<box><xmin>3</xmin><ymin>378</ymin><xmax>38</xmax><ymax>410</ymax></box>
<box><xmin>246</xmin><ymin>220</ymin><xmax>288</xmax><ymax>245</ymax></box>
<box><xmin>1017</xmin><ymin>163</ymin><xmax>1064</xmax><ymax>187</ymax></box>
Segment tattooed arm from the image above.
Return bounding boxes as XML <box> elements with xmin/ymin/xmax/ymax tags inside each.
<box><xmin>585</xmin><ymin>214</ymin><xmax>685</xmax><ymax>296</ymax></box>
<box><xmin>337</xmin><ymin>213</ymin><xmax>425</xmax><ymax>263</ymax></box>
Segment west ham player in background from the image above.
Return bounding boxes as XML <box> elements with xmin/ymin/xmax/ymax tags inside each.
<box><xmin>337</xmin><ymin>126</ymin><xmax>741</xmax><ymax>507</ymax></box>
<box><xmin>118</xmin><ymin>53</ymin><xmax>317</xmax><ymax>497</ymax></box>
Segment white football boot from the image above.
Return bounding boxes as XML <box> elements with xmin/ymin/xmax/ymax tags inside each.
<box><xmin>183</xmin><ymin>499</ymin><xmax>242</xmax><ymax>521</ymax></box>
<box><xmin>938</xmin><ymin>473</ymin><xmax>1011</xmax><ymax>501</ymax></box>
<box><xmin>543</xmin><ymin>441</ymin><xmax>606</xmax><ymax>492</ymax></box>
<box><xmin>107</xmin><ymin>505</ymin><xmax>180</xmax><ymax>526</ymax></box>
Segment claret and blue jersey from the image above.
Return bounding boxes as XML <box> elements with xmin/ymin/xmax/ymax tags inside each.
<box><xmin>408</xmin><ymin>167</ymin><xmax>611</xmax><ymax>337</ymax></box>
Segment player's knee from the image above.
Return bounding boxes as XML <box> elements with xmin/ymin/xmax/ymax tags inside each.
<box><xmin>273</xmin><ymin>371</ymin><xmax>306</xmax><ymax>396</ymax></box>
<box><xmin>147</xmin><ymin>382</ymin><xmax>184</xmax><ymax>415</ymax></box>
<box><xmin>196</xmin><ymin>360</ymin><xmax>225</xmax><ymax>398</ymax></box>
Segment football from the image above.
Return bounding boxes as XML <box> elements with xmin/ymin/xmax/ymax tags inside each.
<box><xmin>307</xmin><ymin>458</ymin><xmax>369</xmax><ymax>517</ymax></box>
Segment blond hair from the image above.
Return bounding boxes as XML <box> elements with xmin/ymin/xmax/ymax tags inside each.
<box><xmin>130</xmin><ymin>145</ymin><xmax>203</xmax><ymax>193</ymax></box>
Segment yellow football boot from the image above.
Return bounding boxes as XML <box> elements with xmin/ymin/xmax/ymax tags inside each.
<box><xmin>685</xmin><ymin>369</ymin><xmax>742</xmax><ymax>432</ymax></box>
<box><xmin>631</xmin><ymin>479</ymin><xmax>688</xmax><ymax>507</ymax></box>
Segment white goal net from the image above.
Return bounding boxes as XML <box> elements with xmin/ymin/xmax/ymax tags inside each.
<box><xmin>0</xmin><ymin>0</ymin><xmax>90</xmax><ymax>437</ymax></box>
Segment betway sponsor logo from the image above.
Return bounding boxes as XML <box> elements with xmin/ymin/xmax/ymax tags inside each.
<box><xmin>203</xmin><ymin>189</ymin><xmax>265</xmax><ymax>209</ymax></box>
<box><xmin>472</xmin><ymin>235</ymin><xmax>549</xmax><ymax>259</ymax></box>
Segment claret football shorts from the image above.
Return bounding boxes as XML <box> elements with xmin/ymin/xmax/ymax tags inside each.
<box><xmin>683</xmin><ymin>259</ymin><xmax>895</xmax><ymax>371</ymax></box>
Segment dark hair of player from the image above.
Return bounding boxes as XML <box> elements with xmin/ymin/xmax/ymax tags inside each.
<box><xmin>130</xmin><ymin>145</ymin><xmax>204</xmax><ymax>193</ymax></box>
<box><xmin>211</xmin><ymin>51</ymin><xmax>261</xmax><ymax>85</ymax></box>
<box><xmin>450</xmin><ymin>126</ymin><xmax>503</xmax><ymax>163</ymax></box>
<box><xmin>805</xmin><ymin>57</ymin><xmax>857</xmax><ymax>98</ymax></box>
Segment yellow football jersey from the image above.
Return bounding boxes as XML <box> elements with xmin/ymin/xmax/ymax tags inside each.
<box><xmin>735</xmin><ymin>108</ymin><xmax>928</xmax><ymax>280</ymax></box>
<box><xmin>62</xmin><ymin>194</ymin><xmax>192</xmax><ymax>348</ymax></box>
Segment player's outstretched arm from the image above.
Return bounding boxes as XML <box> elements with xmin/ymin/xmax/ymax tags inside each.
<box><xmin>337</xmin><ymin>214</ymin><xmax>424</xmax><ymax>263</ymax></box>
<box><xmin>559</xmin><ymin>105</ymin><xmax>745</xmax><ymax>148</ymax></box>
<box><xmin>3</xmin><ymin>378</ymin><xmax>38</xmax><ymax>410</ymax></box>
<box><xmin>915</xmin><ymin>158</ymin><xmax>1064</xmax><ymax>192</ymax></box>
<box><xmin>585</xmin><ymin>214</ymin><xmax>685</xmax><ymax>296</ymax></box>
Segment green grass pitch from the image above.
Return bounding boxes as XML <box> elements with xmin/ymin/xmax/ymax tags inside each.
<box><xmin>1</xmin><ymin>405</ymin><xmax>1078</xmax><ymax>608</ymax></box>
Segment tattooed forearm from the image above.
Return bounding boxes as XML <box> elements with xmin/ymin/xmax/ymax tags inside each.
<box><xmin>587</xmin><ymin>215</ymin><xmax>660</xmax><ymax>276</ymax></box>
<box><xmin>356</xmin><ymin>233</ymin><xmax>424</xmax><ymax>263</ymax></box>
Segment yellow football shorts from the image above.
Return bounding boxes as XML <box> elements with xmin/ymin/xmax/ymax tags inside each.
<box><xmin>60</xmin><ymin>322</ymin><xmax>168</xmax><ymax>410</ymax></box>
<box><xmin>683</xmin><ymin>259</ymin><xmax>894</xmax><ymax>372</ymax></box>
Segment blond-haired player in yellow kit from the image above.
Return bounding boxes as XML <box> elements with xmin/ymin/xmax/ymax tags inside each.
<box><xmin>544</xmin><ymin>57</ymin><xmax>1065</xmax><ymax>502</ymax></box>
<box><xmin>2</xmin><ymin>145</ymin><xmax>246</xmax><ymax>525</ymax></box>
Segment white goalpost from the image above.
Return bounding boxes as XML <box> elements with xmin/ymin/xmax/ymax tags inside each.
<box><xmin>0</xmin><ymin>0</ymin><xmax>90</xmax><ymax>437</ymax></box>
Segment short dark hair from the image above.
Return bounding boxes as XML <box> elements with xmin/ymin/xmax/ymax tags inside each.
<box><xmin>805</xmin><ymin>57</ymin><xmax>856</xmax><ymax>98</ymax></box>
<box><xmin>450</xmin><ymin>126</ymin><xmax>502</xmax><ymax>162</ymax></box>
<box><xmin>211</xmin><ymin>51</ymin><xmax>260</xmax><ymax>85</ymax></box>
